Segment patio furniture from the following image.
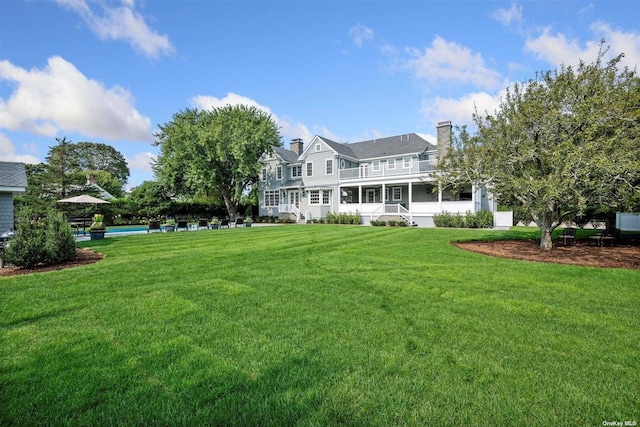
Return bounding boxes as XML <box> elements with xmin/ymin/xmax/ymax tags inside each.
<box><xmin>176</xmin><ymin>220</ymin><xmax>189</xmax><ymax>231</ymax></box>
<box><xmin>234</xmin><ymin>217</ymin><xmax>245</xmax><ymax>228</ymax></box>
<box><xmin>219</xmin><ymin>219</ymin><xmax>230</xmax><ymax>229</ymax></box>
<box><xmin>557</xmin><ymin>227</ymin><xmax>576</xmax><ymax>246</ymax></box>
<box><xmin>147</xmin><ymin>220</ymin><xmax>161</xmax><ymax>233</ymax></box>
<box><xmin>197</xmin><ymin>218</ymin><xmax>209</xmax><ymax>230</ymax></box>
<box><xmin>589</xmin><ymin>229</ymin><xmax>620</xmax><ymax>247</ymax></box>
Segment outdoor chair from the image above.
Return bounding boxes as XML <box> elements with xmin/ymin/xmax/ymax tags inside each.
<box><xmin>176</xmin><ymin>220</ymin><xmax>189</xmax><ymax>231</ymax></box>
<box><xmin>589</xmin><ymin>229</ymin><xmax>620</xmax><ymax>247</ymax></box>
<box><xmin>220</xmin><ymin>219</ymin><xmax>230</xmax><ymax>229</ymax></box>
<box><xmin>234</xmin><ymin>217</ymin><xmax>245</xmax><ymax>228</ymax></box>
<box><xmin>147</xmin><ymin>220</ymin><xmax>161</xmax><ymax>233</ymax></box>
<box><xmin>197</xmin><ymin>218</ymin><xmax>209</xmax><ymax>230</ymax></box>
<box><xmin>557</xmin><ymin>227</ymin><xmax>576</xmax><ymax>246</ymax></box>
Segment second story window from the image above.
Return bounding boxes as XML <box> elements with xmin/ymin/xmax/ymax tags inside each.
<box><xmin>291</xmin><ymin>165</ymin><xmax>302</xmax><ymax>178</ymax></box>
<box><xmin>276</xmin><ymin>166</ymin><xmax>282</xmax><ymax>180</ymax></box>
<box><xmin>372</xmin><ymin>160</ymin><xmax>380</xmax><ymax>172</ymax></box>
<box><xmin>403</xmin><ymin>157</ymin><xmax>412</xmax><ymax>169</ymax></box>
<box><xmin>261</xmin><ymin>168</ymin><xmax>267</xmax><ymax>181</ymax></box>
<box><xmin>326</xmin><ymin>159</ymin><xmax>333</xmax><ymax>175</ymax></box>
<box><xmin>306</xmin><ymin>162</ymin><xmax>313</xmax><ymax>177</ymax></box>
<box><xmin>387</xmin><ymin>159</ymin><xmax>396</xmax><ymax>170</ymax></box>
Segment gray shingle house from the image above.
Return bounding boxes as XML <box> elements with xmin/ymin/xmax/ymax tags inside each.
<box><xmin>0</xmin><ymin>162</ymin><xmax>28</xmax><ymax>232</ymax></box>
<box><xmin>259</xmin><ymin>121</ymin><xmax>494</xmax><ymax>226</ymax></box>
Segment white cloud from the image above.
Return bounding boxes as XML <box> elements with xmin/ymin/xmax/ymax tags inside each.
<box><xmin>54</xmin><ymin>0</ymin><xmax>174</xmax><ymax>58</ymax></box>
<box><xmin>0</xmin><ymin>56</ymin><xmax>153</xmax><ymax>142</ymax></box>
<box><xmin>0</xmin><ymin>133</ymin><xmax>41</xmax><ymax>164</ymax></box>
<box><xmin>422</xmin><ymin>91</ymin><xmax>502</xmax><ymax>129</ymax></box>
<box><xmin>525</xmin><ymin>24</ymin><xmax>640</xmax><ymax>69</ymax></box>
<box><xmin>127</xmin><ymin>151</ymin><xmax>156</xmax><ymax>172</ymax></box>
<box><xmin>403</xmin><ymin>36</ymin><xmax>502</xmax><ymax>90</ymax></box>
<box><xmin>190</xmin><ymin>92</ymin><xmax>316</xmax><ymax>143</ymax></box>
<box><xmin>349</xmin><ymin>23</ymin><xmax>374</xmax><ymax>47</ymax></box>
<box><xmin>490</xmin><ymin>3</ymin><xmax>523</xmax><ymax>29</ymax></box>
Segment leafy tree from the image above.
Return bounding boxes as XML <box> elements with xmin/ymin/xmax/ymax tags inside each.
<box><xmin>437</xmin><ymin>43</ymin><xmax>640</xmax><ymax>250</ymax></box>
<box><xmin>153</xmin><ymin>105</ymin><xmax>281</xmax><ymax>217</ymax></box>
<box><xmin>46</xmin><ymin>139</ymin><xmax>130</xmax><ymax>193</ymax></box>
<box><xmin>45</xmin><ymin>137</ymin><xmax>78</xmax><ymax>197</ymax></box>
<box><xmin>127</xmin><ymin>180</ymin><xmax>173</xmax><ymax>218</ymax></box>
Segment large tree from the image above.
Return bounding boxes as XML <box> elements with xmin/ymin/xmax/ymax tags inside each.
<box><xmin>437</xmin><ymin>44</ymin><xmax>640</xmax><ymax>250</ymax></box>
<box><xmin>153</xmin><ymin>105</ymin><xmax>281</xmax><ymax>217</ymax></box>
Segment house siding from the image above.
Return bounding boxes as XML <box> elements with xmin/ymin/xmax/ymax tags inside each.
<box><xmin>0</xmin><ymin>193</ymin><xmax>15</xmax><ymax>232</ymax></box>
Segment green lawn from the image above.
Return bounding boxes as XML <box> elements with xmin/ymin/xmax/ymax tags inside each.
<box><xmin>1</xmin><ymin>226</ymin><xmax>638</xmax><ymax>426</ymax></box>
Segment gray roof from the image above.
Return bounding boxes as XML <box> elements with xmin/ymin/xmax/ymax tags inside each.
<box><xmin>0</xmin><ymin>162</ymin><xmax>28</xmax><ymax>189</ymax></box>
<box><xmin>273</xmin><ymin>146</ymin><xmax>300</xmax><ymax>163</ymax></box>
<box><xmin>345</xmin><ymin>133</ymin><xmax>434</xmax><ymax>159</ymax></box>
<box><xmin>317</xmin><ymin>137</ymin><xmax>358</xmax><ymax>159</ymax></box>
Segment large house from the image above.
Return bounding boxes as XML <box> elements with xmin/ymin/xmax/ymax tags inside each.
<box><xmin>258</xmin><ymin>121</ymin><xmax>495</xmax><ymax>227</ymax></box>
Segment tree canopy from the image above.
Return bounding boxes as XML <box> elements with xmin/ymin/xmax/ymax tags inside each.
<box><xmin>437</xmin><ymin>44</ymin><xmax>640</xmax><ymax>250</ymax></box>
<box><xmin>153</xmin><ymin>105</ymin><xmax>281</xmax><ymax>217</ymax></box>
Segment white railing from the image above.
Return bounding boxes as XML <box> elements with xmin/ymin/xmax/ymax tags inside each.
<box><xmin>339</xmin><ymin>159</ymin><xmax>437</xmax><ymax>181</ymax></box>
<box><xmin>279</xmin><ymin>203</ymin><xmax>301</xmax><ymax>221</ymax></box>
<box><xmin>370</xmin><ymin>203</ymin><xmax>412</xmax><ymax>224</ymax></box>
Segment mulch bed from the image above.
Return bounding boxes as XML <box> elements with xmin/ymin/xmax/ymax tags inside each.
<box><xmin>0</xmin><ymin>248</ymin><xmax>104</xmax><ymax>277</ymax></box>
<box><xmin>454</xmin><ymin>239</ymin><xmax>640</xmax><ymax>270</ymax></box>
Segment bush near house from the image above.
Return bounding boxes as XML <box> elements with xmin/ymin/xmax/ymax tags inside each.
<box><xmin>434</xmin><ymin>210</ymin><xmax>493</xmax><ymax>228</ymax></box>
<box><xmin>325</xmin><ymin>212</ymin><xmax>361</xmax><ymax>225</ymax></box>
<box><xmin>4</xmin><ymin>207</ymin><xmax>76</xmax><ymax>268</ymax></box>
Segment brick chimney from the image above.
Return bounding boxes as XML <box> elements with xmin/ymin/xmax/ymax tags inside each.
<box><xmin>436</xmin><ymin>121</ymin><xmax>452</xmax><ymax>161</ymax></box>
<box><xmin>86</xmin><ymin>174</ymin><xmax>97</xmax><ymax>185</ymax></box>
<box><xmin>290</xmin><ymin>138</ymin><xmax>304</xmax><ymax>155</ymax></box>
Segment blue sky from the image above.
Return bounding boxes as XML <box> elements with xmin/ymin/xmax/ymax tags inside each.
<box><xmin>1</xmin><ymin>0</ymin><xmax>639</xmax><ymax>189</ymax></box>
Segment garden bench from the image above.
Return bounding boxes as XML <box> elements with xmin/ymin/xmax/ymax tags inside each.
<box><xmin>589</xmin><ymin>229</ymin><xmax>619</xmax><ymax>247</ymax></box>
<box><xmin>557</xmin><ymin>227</ymin><xmax>576</xmax><ymax>246</ymax></box>
<box><xmin>234</xmin><ymin>218</ymin><xmax>245</xmax><ymax>228</ymax></box>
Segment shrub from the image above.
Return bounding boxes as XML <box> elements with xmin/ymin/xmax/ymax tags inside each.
<box><xmin>5</xmin><ymin>207</ymin><xmax>76</xmax><ymax>269</ymax></box>
<box><xmin>476</xmin><ymin>210</ymin><xmax>494</xmax><ymax>228</ymax></box>
<box><xmin>387</xmin><ymin>220</ymin><xmax>397</xmax><ymax>227</ymax></box>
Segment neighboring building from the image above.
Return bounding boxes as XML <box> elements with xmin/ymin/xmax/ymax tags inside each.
<box><xmin>0</xmin><ymin>162</ymin><xmax>28</xmax><ymax>232</ymax></box>
<box><xmin>258</xmin><ymin>121</ymin><xmax>495</xmax><ymax>226</ymax></box>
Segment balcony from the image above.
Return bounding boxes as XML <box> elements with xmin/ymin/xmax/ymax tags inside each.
<box><xmin>339</xmin><ymin>159</ymin><xmax>437</xmax><ymax>181</ymax></box>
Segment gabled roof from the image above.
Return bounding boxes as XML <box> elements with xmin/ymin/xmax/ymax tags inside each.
<box><xmin>316</xmin><ymin>136</ymin><xmax>358</xmax><ymax>159</ymax></box>
<box><xmin>346</xmin><ymin>133</ymin><xmax>434</xmax><ymax>159</ymax></box>
<box><xmin>0</xmin><ymin>162</ymin><xmax>28</xmax><ymax>190</ymax></box>
<box><xmin>272</xmin><ymin>146</ymin><xmax>300</xmax><ymax>164</ymax></box>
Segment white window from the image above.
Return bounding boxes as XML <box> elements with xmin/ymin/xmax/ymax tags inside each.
<box><xmin>403</xmin><ymin>157</ymin><xmax>412</xmax><ymax>169</ymax></box>
<box><xmin>276</xmin><ymin>166</ymin><xmax>282</xmax><ymax>180</ymax></box>
<box><xmin>291</xmin><ymin>165</ymin><xmax>302</xmax><ymax>178</ymax></box>
<box><xmin>372</xmin><ymin>160</ymin><xmax>380</xmax><ymax>172</ymax></box>
<box><xmin>326</xmin><ymin>159</ymin><xmax>333</xmax><ymax>175</ymax></box>
<box><xmin>392</xmin><ymin>187</ymin><xmax>402</xmax><ymax>201</ymax></box>
<box><xmin>264</xmin><ymin>190</ymin><xmax>280</xmax><ymax>207</ymax></box>
<box><xmin>310</xmin><ymin>190</ymin><xmax>320</xmax><ymax>204</ymax></box>
<box><xmin>322</xmin><ymin>190</ymin><xmax>330</xmax><ymax>204</ymax></box>
<box><xmin>306</xmin><ymin>162</ymin><xmax>313</xmax><ymax>177</ymax></box>
<box><xmin>315</xmin><ymin>143</ymin><xmax>321</xmax><ymax>152</ymax></box>
<box><xmin>387</xmin><ymin>159</ymin><xmax>396</xmax><ymax>170</ymax></box>
<box><xmin>261</xmin><ymin>168</ymin><xmax>267</xmax><ymax>181</ymax></box>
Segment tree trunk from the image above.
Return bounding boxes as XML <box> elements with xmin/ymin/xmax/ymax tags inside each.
<box><xmin>538</xmin><ymin>215</ymin><xmax>555</xmax><ymax>251</ymax></box>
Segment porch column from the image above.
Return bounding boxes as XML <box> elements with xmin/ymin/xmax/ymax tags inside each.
<box><xmin>408</xmin><ymin>182</ymin><xmax>413</xmax><ymax>224</ymax></box>
<box><xmin>358</xmin><ymin>184</ymin><xmax>362</xmax><ymax>213</ymax></box>
<box><xmin>382</xmin><ymin>183</ymin><xmax>386</xmax><ymax>205</ymax></box>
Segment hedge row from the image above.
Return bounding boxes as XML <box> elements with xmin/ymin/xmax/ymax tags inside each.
<box><xmin>433</xmin><ymin>210</ymin><xmax>494</xmax><ymax>228</ymax></box>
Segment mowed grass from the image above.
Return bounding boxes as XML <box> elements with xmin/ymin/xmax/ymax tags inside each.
<box><xmin>1</xmin><ymin>225</ymin><xmax>638</xmax><ymax>426</ymax></box>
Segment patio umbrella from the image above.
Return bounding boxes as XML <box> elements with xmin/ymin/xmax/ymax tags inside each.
<box><xmin>57</xmin><ymin>194</ymin><xmax>110</xmax><ymax>235</ymax></box>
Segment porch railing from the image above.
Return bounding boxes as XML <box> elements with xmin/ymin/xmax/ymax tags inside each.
<box><xmin>370</xmin><ymin>203</ymin><xmax>412</xmax><ymax>224</ymax></box>
<box><xmin>339</xmin><ymin>159</ymin><xmax>437</xmax><ymax>180</ymax></box>
<box><xmin>279</xmin><ymin>203</ymin><xmax>301</xmax><ymax>221</ymax></box>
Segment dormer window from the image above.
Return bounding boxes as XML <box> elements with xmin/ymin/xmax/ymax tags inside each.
<box><xmin>315</xmin><ymin>144</ymin><xmax>321</xmax><ymax>152</ymax></box>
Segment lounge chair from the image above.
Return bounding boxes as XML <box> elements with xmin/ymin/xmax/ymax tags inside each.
<box><xmin>176</xmin><ymin>220</ymin><xmax>189</xmax><ymax>231</ymax></box>
<box><xmin>557</xmin><ymin>227</ymin><xmax>576</xmax><ymax>246</ymax></box>
<box><xmin>147</xmin><ymin>220</ymin><xmax>161</xmax><ymax>233</ymax></box>
<box><xmin>197</xmin><ymin>218</ymin><xmax>209</xmax><ymax>230</ymax></box>
<box><xmin>234</xmin><ymin>217</ymin><xmax>245</xmax><ymax>228</ymax></box>
<box><xmin>219</xmin><ymin>219</ymin><xmax>230</xmax><ymax>229</ymax></box>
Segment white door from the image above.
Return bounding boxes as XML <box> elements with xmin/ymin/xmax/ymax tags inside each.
<box><xmin>366</xmin><ymin>189</ymin><xmax>376</xmax><ymax>203</ymax></box>
<box><xmin>289</xmin><ymin>191</ymin><xmax>300</xmax><ymax>208</ymax></box>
